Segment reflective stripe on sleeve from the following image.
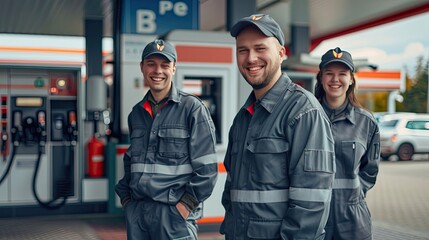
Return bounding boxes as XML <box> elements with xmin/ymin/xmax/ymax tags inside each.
<box><xmin>131</xmin><ymin>163</ymin><xmax>193</xmax><ymax>175</ymax></box>
<box><xmin>230</xmin><ymin>189</ymin><xmax>289</xmax><ymax>203</ymax></box>
<box><xmin>289</xmin><ymin>187</ymin><xmax>331</xmax><ymax>202</ymax></box>
<box><xmin>333</xmin><ymin>178</ymin><xmax>360</xmax><ymax>189</ymax></box>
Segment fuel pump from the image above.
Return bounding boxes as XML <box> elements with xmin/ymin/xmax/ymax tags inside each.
<box><xmin>0</xmin><ymin>68</ymin><xmax>83</xmax><ymax>214</ymax></box>
<box><xmin>31</xmin><ymin>110</ymin><xmax>72</xmax><ymax>209</ymax></box>
<box><xmin>3</xmin><ymin>100</ymin><xmax>72</xmax><ymax>209</ymax></box>
<box><xmin>48</xmin><ymin>101</ymin><xmax>78</xmax><ymax>206</ymax></box>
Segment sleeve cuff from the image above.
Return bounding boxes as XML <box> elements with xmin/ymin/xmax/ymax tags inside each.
<box><xmin>180</xmin><ymin>192</ymin><xmax>199</xmax><ymax>211</ymax></box>
<box><xmin>121</xmin><ymin>196</ymin><xmax>131</xmax><ymax>206</ymax></box>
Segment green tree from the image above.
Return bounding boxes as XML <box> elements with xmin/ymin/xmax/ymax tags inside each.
<box><xmin>397</xmin><ymin>56</ymin><xmax>428</xmax><ymax>113</ymax></box>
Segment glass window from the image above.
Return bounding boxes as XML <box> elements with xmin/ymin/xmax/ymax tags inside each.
<box><xmin>182</xmin><ymin>76</ymin><xmax>222</xmax><ymax>144</ymax></box>
<box><xmin>406</xmin><ymin>120</ymin><xmax>429</xmax><ymax>130</ymax></box>
<box><xmin>379</xmin><ymin>119</ymin><xmax>398</xmax><ymax>128</ymax></box>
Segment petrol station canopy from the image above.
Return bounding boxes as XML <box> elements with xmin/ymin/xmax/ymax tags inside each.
<box><xmin>1</xmin><ymin>0</ymin><xmax>429</xmax><ymax>49</ymax></box>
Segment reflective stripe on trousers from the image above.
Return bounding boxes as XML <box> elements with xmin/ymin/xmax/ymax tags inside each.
<box><xmin>230</xmin><ymin>187</ymin><xmax>331</xmax><ymax>203</ymax></box>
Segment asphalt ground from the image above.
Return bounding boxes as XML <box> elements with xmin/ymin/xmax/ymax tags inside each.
<box><xmin>0</xmin><ymin>155</ymin><xmax>428</xmax><ymax>240</ymax></box>
<box><xmin>366</xmin><ymin>155</ymin><xmax>429</xmax><ymax>239</ymax></box>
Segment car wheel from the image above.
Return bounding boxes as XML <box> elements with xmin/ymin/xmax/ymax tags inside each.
<box><xmin>397</xmin><ymin>143</ymin><xmax>414</xmax><ymax>161</ymax></box>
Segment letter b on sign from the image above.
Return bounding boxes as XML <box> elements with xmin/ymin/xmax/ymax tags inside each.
<box><xmin>137</xmin><ymin>10</ymin><xmax>156</xmax><ymax>33</ymax></box>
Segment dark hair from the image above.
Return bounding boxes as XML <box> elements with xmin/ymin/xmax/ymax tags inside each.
<box><xmin>314</xmin><ymin>69</ymin><xmax>363</xmax><ymax>108</ymax></box>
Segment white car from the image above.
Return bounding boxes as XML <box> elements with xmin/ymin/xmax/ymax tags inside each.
<box><xmin>373</xmin><ymin>112</ymin><xmax>416</xmax><ymax>123</ymax></box>
<box><xmin>379</xmin><ymin>113</ymin><xmax>429</xmax><ymax>160</ymax></box>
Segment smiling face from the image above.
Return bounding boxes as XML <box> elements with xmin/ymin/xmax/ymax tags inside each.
<box><xmin>320</xmin><ymin>62</ymin><xmax>353</xmax><ymax>107</ymax></box>
<box><xmin>235</xmin><ymin>26</ymin><xmax>285</xmax><ymax>99</ymax></box>
<box><xmin>140</xmin><ymin>55</ymin><xmax>176</xmax><ymax>101</ymax></box>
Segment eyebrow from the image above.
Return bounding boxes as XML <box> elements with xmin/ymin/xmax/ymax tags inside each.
<box><xmin>145</xmin><ymin>59</ymin><xmax>169</xmax><ymax>64</ymax></box>
<box><xmin>324</xmin><ymin>68</ymin><xmax>348</xmax><ymax>72</ymax></box>
<box><xmin>237</xmin><ymin>43</ymin><xmax>267</xmax><ymax>49</ymax></box>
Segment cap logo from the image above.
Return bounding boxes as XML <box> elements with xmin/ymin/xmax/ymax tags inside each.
<box><xmin>156</xmin><ymin>43</ymin><xmax>164</xmax><ymax>52</ymax></box>
<box><xmin>251</xmin><ymin>15</ymin><xmax>263</xmax><ymax>21</ymax></box>
<box><xmin>332</xmin><ymin>50</ymin><xmax>343</xmax><ymax>58</ymax></box>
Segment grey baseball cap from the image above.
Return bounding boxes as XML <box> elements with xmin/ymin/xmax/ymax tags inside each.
<box><xmin>230</xmin><ymin>14</ymin><xmax>285</xmax><ymax>46</ymax></box>
<box><xmin>142</xmin><ymin>39</ymin><xmax>177</xmax><ymax>62</ymax></box>
<box><xmin>319</xmin><ymin>47</ymin><xmax>355</xmax><ymax>72</ymax></box>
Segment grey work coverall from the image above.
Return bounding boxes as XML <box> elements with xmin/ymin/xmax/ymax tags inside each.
<box><xmin>115</xmin><ymin>84</ymin><xmax>218</xmax><ymax>240</ymax></box>
<box><xmin>220</xmin><ymin>73</ymin><xmax>335</xmax><ymax>240</ymax></box>
<box><xmin>322</xmin><ymin>100</ymin><xmax>380</xmax><ymax>240</ymax></box>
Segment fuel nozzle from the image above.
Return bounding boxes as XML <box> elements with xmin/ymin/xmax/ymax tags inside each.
<box><xmin>37</xmin><ymin>111</ymin><xmax>46</xmax><ymax>128</ymax></box>
<box><xmin>11</xmin><ymin>111</ymin><xmax>23</xmax><ymax>146</ymax></box>
<box><xmin>67</xmin><ymin>111</ymin><xmax>78</xmax><ymax>145</ymax></box>
<box><xmin>69</xmin><ymin>111</ymin><xmax>76</xmax><ymax>128</ymax></box>
<box><xmin>37</xmin><ymin>111</ymin><xmax>47</xmax><ymax>148</ymax></box>
<box><xmin>22</xmin><ymin>116</ymin><xmax>37</xmax><ymax>144</ymax></box>
<box><xmin>1</xmin><ymin>131</ymin><xmax>8</xmax><ymax>161</ymax></box>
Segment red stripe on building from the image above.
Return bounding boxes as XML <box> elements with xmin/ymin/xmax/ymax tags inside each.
<box><xmin>175</xmin><ymin>45</ymin><xmax>233</xmax><ymax>63</ymax></box>
<box><xmin>356</xmin><ymin>71</ymin><xmax>401</xmax><ymax>79</ymax></box>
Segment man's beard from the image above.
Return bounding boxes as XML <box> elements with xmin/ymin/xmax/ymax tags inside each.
<box><xmin>247</xmin><ymin>78</ymin><xmax>270</xmax><ymax>89</ymax></box>
<box><xmin>245</xmin><ymin>69</ymin><xmax>277</xmax><ymax>90</ymax></box>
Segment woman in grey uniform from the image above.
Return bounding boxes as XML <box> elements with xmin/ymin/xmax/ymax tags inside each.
<box><xmin>315</xmin><ymin>47</ymin><xmax>381</xmax><ymax>240</ymax></box>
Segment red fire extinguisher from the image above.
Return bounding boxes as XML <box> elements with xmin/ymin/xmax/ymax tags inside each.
<box><xmin>87</xmin><ymin>134</ymin><xmax>105</xmax><ymax>177</ymax></box>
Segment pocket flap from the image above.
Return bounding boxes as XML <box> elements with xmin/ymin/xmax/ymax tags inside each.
<box><xmin>248</xmin><ymin>138</ymin><xmax>289</xmax><ymax>153</ymax></box>
<box><xmin>158</xmin><ymin>128</ymin><xmax>190</xmax><ymax>138</ymax></box>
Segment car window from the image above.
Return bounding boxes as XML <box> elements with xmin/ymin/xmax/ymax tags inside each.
<box><xmin>405</xmin><ymin>120</ymin><xmax>429</xmax><ymax>130</ymax></box>
<box><xmin>379</xmin><ymin>119</ymin><xmax>398</xmax><ymax>128</ymax></box>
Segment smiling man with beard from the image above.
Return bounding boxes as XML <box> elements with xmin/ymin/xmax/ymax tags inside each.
<box><xmin>220</xmin><ymin>14</ymin><xmax>335</xmax><ymax>239</ymax></box>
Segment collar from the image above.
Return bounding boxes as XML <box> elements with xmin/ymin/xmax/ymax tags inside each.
<box><xmin>141</xmin><ymin>83</ymin><xmax>180</xmax><ymax>114</ymax></box>
<box><xmin>146</xmin><ymin>83</ymin><xmax>180</xmax><ymax>104</ymax></box>
<box><xmin>168</xmin><ymin>82</ymin><xmax>181</xmax><ymax>103</ymax></box>
<box><xmin>242</xmin><ymin>73</ymin><xmax>291</xmax><ymax>114</ymax></box>
<box><xmin>148</xmin><ymin>91</ymin><xmax>168</xmax><ymax>105</ymax></box>
<box><xmin>322</xmin><ymin>98</ymin><xmax>355</xmax><ymax>124</ymax></box>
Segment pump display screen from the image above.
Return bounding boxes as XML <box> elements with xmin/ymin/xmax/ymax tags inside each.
<box><xmin>15</xmin><ymin>97</ymin><xmax>43</xmax><ymax>107</ymax></box>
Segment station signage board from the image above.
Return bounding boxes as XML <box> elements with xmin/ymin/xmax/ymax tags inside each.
<box><xmin>121</xmin><ymin>0</ymin><xmax>199</xmax><ymax>35</ymax></box>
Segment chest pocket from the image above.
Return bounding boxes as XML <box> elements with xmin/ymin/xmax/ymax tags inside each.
<box><xmin>341</xmin><ymin>141</ymin><xmax>365</xmax><ymax>176</ymax></box>
<box><xmin>130</xmin><ymin>128</ymin><xmax>146</xmax><ymax>158</ymax></box>
<box><xmin>248</xmin><ymin>138</ymin><xmax>289</xmax><ymax>185</ymax></box>
<box><xmin>157</xmin><ymin>127</ymin><xmax>190</xmax><ymax>159</ymax></box>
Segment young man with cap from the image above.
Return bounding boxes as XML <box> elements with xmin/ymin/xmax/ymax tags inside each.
<box><xmin>220</xmin><ymin>14</ymin><xmax>335</xmax><ymax>239</ymax></box>
<box><xmin>115</xmin><ymin>39</ymin><xmax>218</xmax><ymax>240</ymax></box>
<box><xmin>315</xmin><ymin>47</ymin><xmax>380</xmax><ymax>240</ymax></box>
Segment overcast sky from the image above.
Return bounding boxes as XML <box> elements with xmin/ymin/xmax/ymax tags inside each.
<box><xmin>311</xmin><ymin>11</ymin><xmax>429</xmax><ymax>77</ymax></box>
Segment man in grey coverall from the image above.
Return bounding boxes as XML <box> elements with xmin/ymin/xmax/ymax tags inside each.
<box><xmin>220</xmin><ymin>14</ymin><xmax>335</xmax><ymax>239</ymax></box>
<box><xmin>115</xmin><ymin>39</ymin><xmax>218</xmax><ymax>240</ymax></box>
